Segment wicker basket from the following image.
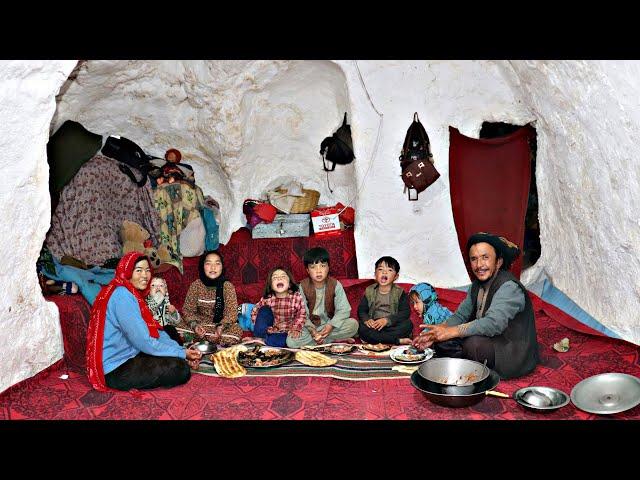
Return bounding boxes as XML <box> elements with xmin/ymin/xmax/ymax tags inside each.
<box><xmin>271</xmin><ymin>188</ymin><xmax>320</xmax><ymax>214</ymax></box>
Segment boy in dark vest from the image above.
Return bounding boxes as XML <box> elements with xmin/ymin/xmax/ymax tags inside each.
<box><xmin>287</xmin><ymin>247</ymin><xmax>359</xmax><ymax>348</ymax></box>
<box><xmin>357</xmin><ymin>256</ymin><xmax>413</xmax><ymax>345</ymax></box>
<box><xmin>413</xmin><ymin>232</ymin><xmax>539</xmax><ymax>379</ymax></box>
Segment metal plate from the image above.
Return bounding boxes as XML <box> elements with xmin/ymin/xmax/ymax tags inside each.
<box><xmin>390</xmin><ymin>346</ymin><xmax>434</xmax><ymax>364</ymax></box>
<box><xmin>570</xmin><ymin>373</ymin><xmax>640</xmax><ymax>415</ymax></box>
<box><xmin>237</xmin><ymin>346</ymin><xmax>294</xmax><ymax>368</ymax></box>
<box><xmin>514</xmin><ymin>386</ymin><xmax>570</xmax><ymax>411</ymax></box>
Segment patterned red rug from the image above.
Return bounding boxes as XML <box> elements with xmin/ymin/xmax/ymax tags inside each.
<box><xmin>2</xmin><ymin>281</ymin><xmax>639</xmax><ymax>420</ymax></box>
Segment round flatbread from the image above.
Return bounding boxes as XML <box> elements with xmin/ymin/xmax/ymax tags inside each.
<box><xmin>295</xmin><ymin>350</ymin><xmax>337</xmax><ymax>367</ymax></box>
<box><xmin>212</xmin><ymin>346</ymin><xmax>247</xmax><ymax>378</ymax></box>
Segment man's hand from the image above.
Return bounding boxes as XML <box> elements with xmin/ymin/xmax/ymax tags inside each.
<box><xmin>412</xmin><ymin>330</ymin><xmax>434</xmax><ymax>350</ymax></box>
<box><xmin>194</xmin><ymin>325</ymin><xmax>206</xmax><ymax>338</ymax></box>
<box><xmin>422</xmin><ymin>323</ymin><xmax>459</xmax><ymax>342</ymax></box>
<box><xmin>364</xmin><ymin>319</ymin><xmax>376</xmax><ymax>329</ymax></box>
<box><xmin>167</xmin><ymin>304</ymin><xmax>176</xmax><ymax>314</ymax></box>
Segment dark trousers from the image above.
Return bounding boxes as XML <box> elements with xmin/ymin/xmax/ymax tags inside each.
<box><xmin>358</xmin><ymin>320</ymin><xmax>413</xmax><ymax>345</ymax></box>
<box><xmin>104</xmin><ymin>351</ymin><xmax>191</xmax><ymax>391</ymax></box>
<box><xmin>253</xmin><ymin>306</ymin><xmax>288</xmax><ymax>347</ymax></box>
<box><xmin>434</xmin><ymin>336</ymin><xmax>496</xmax><ymax>369</ymax></box>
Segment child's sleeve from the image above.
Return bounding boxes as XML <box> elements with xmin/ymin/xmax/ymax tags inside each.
<box><xmin>222</xmin><ymin>281</ymin><xmax>239</xmax><ymax>325</ymax></box>
<box><xmin>166</xmin><ymin>307</ymin><xmax>181</xmax><ymax>326</ymax></box>
<box><xmin>357</xmin><ymin>295</ymin><xmax>370</xmax><ymax>322</ymax></box>
<box><xmin>291</xmin><ymin>292</ymin><xmax>306</xmax><ymax>332</ymax></box>
<box><xmin>330</xmin><ymin>282</ymin><xmax>352</xmax><ymax>326</ymax></box>
<box><xmin>181</xmin><ymin>281</ymin><xmax>206</xmax><ymax>331</ymax></box>
<box><xmin>251</xmin><ymin>297</ymin><xmax>267</xmax><ymax>324</ymax></box>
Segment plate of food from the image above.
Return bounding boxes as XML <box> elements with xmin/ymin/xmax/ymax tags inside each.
<box><xmin>325</xmin><ymin>343</ymin><xmax>356</xmax><ymax>355</ymax></box>
<box><xmin>358</xmin><ymin>343</ymin><xmax>391</xmax><ymax>352</ymax></box>
<box><xmin>390</xmin><ymin>346</ymin><xmax>434</xmax><ymax>364</ymax></box>
<box><xmin>237</xmin><ymin>345</ymin><xmax>294</xmax><ymax>368</ymax></box>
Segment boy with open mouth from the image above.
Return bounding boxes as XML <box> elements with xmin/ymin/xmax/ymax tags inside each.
<box><xmin>357</xmin><ymin>256</ymin><xmax>412</xmax><ymax>345</ymax></box>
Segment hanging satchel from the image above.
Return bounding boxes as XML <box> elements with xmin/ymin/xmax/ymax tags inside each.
<box><xmin>320</xmin><ymin>112</ymin><xmax>355</xmax><ymax>172</ymax></box>
<box><xmin>399</xmin><ymin>113</ymin><xmax>440</xmax><ymax>200</ymax></box>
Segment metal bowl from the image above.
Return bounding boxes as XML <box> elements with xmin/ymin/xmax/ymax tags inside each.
<box><xmin>570</xmin><ymin>373</ymin><xmax>640</xmax><ymax>415</ymax></box>
<box><xmin>190</xmin><ymin>340</ymin><xmax>218</xmax><ymax>355</ymax></box>
<box><xmin>514</xmin><ymin>386</ymin><xmax>570</xmax><ymax>412</ymax></box>
<box><xmin>411</xmin><ymin>369</ymin><xmax>501</xmax><ymax>408</ymax></box>
<box><xmin>418</xmin><ymin>357</ymin><xmax>490</xmax><ymax>387</ymax></box>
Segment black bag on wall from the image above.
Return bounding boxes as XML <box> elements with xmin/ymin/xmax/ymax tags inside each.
<box><xmin>320</xmin><ymin>112</ymin><xmax>355</xmax><ymax>172</ymax></box>
<box><xmin>399</xmin><ymin>112</ymin><xmax>440</xmax><ymax>200</ymax></box>
<box><xmin>102</xmin><ymin>136</ymin><xmax>160</xmax><ymax>187</ymax></box>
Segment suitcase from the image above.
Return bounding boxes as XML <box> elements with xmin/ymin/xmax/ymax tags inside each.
<box><xmin>251</xmin><ymin>214</ymin><xmax>311</xmax><ymax>239</ymax></box>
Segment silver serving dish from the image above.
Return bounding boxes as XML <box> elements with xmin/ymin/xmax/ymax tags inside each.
<box><xmin>189</xmin><ymin>340</ymin><xmax>218</xmax><ymax>355</ymax></box>
<box><xmin>570</xmin><ymin>373</ymin><xmax>640</xmax><ymax>415</ymax></box>
<box><xmin>418</xmin><ymin>357</ymin><xmax>490</xmax><ymax>386</ymax></box>
<box><xmin>514</xmin><ymin>386</ymin><xmax>570</xmax><ymax>412</ymax></box>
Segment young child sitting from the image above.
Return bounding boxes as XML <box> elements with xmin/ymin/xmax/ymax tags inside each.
<box><xmin>357</xmin><ymin>256</ymin><xmax>412</xmax><ymax>345</ymax></box>
<box><xmin>146</xmin><ymin>277</ymin><xmax>183</xmax><ymax>345</ymax></box>
<box><xmin>409</xmin><ymin>282</ymin><xmax>452</xmax><ymax>326</ymax></box>
<box><xmin>289</xmin><ymin>247</ymin><xmax>359</xmax><ymax>348</ymax></box>
<box><xmin>181</xmin><ymin>250</ymin><xmax>243</xmax><ymax>347</ymax></box>
<box><xmin>250</xmin><ymin>267</ymin><xmax>306</xmax><ymax>347</ymax></box>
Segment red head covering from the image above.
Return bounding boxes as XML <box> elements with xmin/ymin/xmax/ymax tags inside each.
<box><xmin>86</xmin><ymin>252</ymin><xmax>162</xmax><ymax>391</ymax></box>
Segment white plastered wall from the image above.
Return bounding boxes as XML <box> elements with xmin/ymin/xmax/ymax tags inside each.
<box><xmin>0</xmin><ymin>60</ymin><xmax>77</xmax><ymax>393</ymax></box>
<box><xmin>2</xmin><ymin>59</ymin><xmax>638</xmax><ymax>392</ymax></box>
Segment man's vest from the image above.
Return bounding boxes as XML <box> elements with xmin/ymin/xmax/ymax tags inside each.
<box><xmin>469</xmin><ymin>269</ymin><xmax>539</xmax><ymax>379</ymax></box>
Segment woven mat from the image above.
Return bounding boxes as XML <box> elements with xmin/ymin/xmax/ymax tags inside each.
<box><xmin>195</xmin><ymin>352</ymin><xmax>418</xmax><ymax>381</ymax></box>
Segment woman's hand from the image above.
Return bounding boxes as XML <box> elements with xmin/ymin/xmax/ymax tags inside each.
<box><xmin>186</xmin><ymin>348</ymin><xmax>202</xmax><ymax>361</ymax></box>
<box><xmin>195</xmin><ymin>325</ymin><xmax>206</xmax><ymax>338</ymax></box>
<box><xmin>186</xmin><ymin>346</ymin><xmax>202</xmax><ymax>370</ymax></box>
<box><xmin>167</xmin><ymin>304</ymin><xmax>176</xmax><ymax>314</ymax></box>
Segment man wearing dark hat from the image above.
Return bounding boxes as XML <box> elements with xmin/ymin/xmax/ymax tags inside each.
<box><xmin>413</xmin><ymin>232</ymin><xmax>539</xmax><ymax>379</ymax></box>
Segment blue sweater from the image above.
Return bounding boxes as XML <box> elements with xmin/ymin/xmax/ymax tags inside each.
<box><xmin>103</xmin><ymin>287</ymin><xmax>186</xmax><ymax>374</ymax></box>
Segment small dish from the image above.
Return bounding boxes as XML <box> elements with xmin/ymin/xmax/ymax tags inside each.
<box><xmin>326</xmin><ymin>344</ymin><xmax>356</xmax><ymax>355</ymax></box>
<box><xmin>514</xmin><ymin>386</ymin><xmax>570</xmax><ymax>412</ymax></box>
<box><xmin>390</xmin><ymin>346</ymin><xmax>434</xmax><ymax>364</ymax></box>
<box><xmin>359</xmin><ymin>343</ymin><xmax>391</xmax><ymax>352</ymax></box>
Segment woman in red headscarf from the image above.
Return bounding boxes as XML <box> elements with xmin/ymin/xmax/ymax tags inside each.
<box><xmin>86</xmin><ymin>252</ymin><xmax>202</xmax><ymax>391</ymax></box>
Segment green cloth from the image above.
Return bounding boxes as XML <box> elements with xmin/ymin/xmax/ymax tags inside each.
<box><xmin>47</xmin><ymin>120</ymin><xmax>103</xmax><ymax>194</ymax></box>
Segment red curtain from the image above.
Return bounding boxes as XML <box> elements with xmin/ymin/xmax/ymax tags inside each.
<box><xmin>449</xmin><ymin>125</ymin><xmax>534</xmax><ymax>280</ymax></box>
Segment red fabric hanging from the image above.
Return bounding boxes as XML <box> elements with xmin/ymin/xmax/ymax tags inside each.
<box><xmin>449</xmin><ymin>125</ymin><xmax>534</xmax><ymax>279</ymax></box>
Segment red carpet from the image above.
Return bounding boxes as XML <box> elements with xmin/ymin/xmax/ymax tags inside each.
<box><xmin>2</xmin><ymin>280</ymin><xmax>639</xmax><ymax>420</ymax></box>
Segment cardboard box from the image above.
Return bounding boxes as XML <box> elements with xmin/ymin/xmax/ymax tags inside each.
<box><xmin>311</xmin><ymin>207</ymin><xmax>341</xmax><ymax>237</ymax></box>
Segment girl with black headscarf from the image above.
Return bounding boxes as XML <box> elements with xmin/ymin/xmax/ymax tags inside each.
<box><xmin>181</xmin><ymin>250</ymin><xmax>243</xmax><ymax>346</ymax></box>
